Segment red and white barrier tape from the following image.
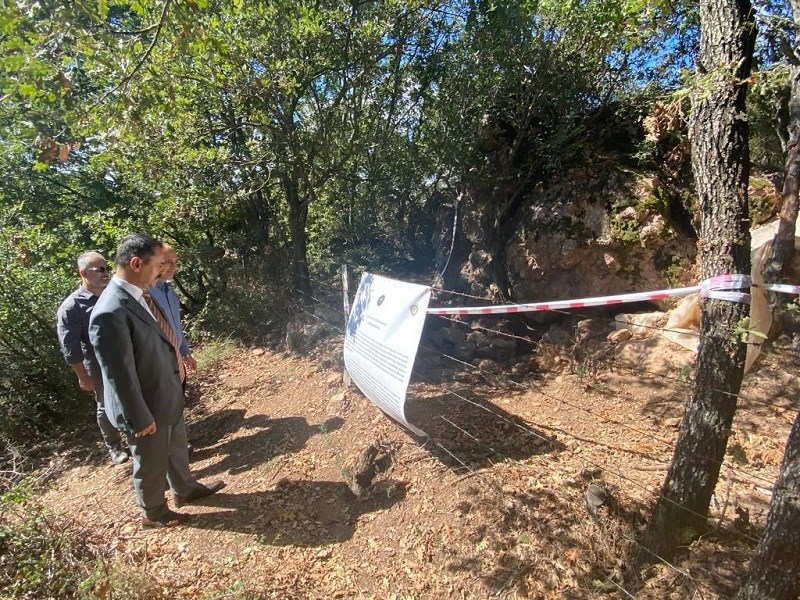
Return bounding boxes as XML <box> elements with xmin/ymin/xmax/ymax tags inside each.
<box><xmin>426</xmin><ymin>274</ymin><xmax>752</xmax><ymax>316</ymax></box>
<box><xmin>753</xmin><ymin>282</ymin><xmax>800</xmax><ymax>295</ymax></box>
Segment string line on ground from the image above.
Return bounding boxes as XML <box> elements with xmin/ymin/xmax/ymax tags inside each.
<box><xmin>289</xmin><ymin>284</ymin><xmax>789</xmax><ymax>494</ymax></box>
<box><xmin>281</xmin><ymin>287</ymin><xmax>762</xmax><ymax>593</ymax></box>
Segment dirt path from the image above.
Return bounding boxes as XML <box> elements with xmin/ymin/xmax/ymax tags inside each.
<box><xmin>39</xmin><ymin>340</ymin><xmax>797</xmax><ymax>598</ymax></box>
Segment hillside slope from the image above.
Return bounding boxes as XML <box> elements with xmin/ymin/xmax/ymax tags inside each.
<box><xmin>39</xmin><ymin>337</ymin><xmax>796</xmax><ymax>599</ymax></box>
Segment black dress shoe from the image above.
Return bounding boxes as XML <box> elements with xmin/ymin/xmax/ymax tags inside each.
<box><xmin>174</xmin><ymin>480</ymin><xmax>225</xmax><ymax>508</ymax></box>
<box><xmin>141</xmin><ymin>509</ymin><xmax>189</xmax><ymax>530</ymax></box>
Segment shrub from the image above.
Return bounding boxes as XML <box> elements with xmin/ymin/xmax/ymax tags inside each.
<box><xmin>0</xmin><ymin>493</ymin><xmax>170</xmax><ymax>600</ymax></box>
<box><xmin>0</xmin><ymin>487</ymin><xmax>97</xmax><ymax>599</ymax></box>
<box><xmin>0</xmin><ymin>244</ymin><xmax>86</xmax><ymax>442</ymax></box>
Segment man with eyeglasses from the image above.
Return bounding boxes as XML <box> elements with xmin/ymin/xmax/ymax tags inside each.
<box><xmin>56</xmin><ymin>251</ymin><xmax>129</xmax><ymax>465</ymax></box>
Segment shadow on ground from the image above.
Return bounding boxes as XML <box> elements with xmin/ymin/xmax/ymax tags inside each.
<box><xmin>442</xmin><ymin>469</ymin><xmax>645</xmax><ymax>596</ymax></box>
<box><xmin>187</xmin><ymin>410</ymin><xmax>343</xmax><ymax>479</ymax></box>
<box><xmin>404</xmin><ymin>390</ymin><xmax>563</xmax><ymax>469</ymax></box>
<box><xmin>183</xmin><ymin>478</ymin><xmax>406</xmax><ymax>546</ymax></box>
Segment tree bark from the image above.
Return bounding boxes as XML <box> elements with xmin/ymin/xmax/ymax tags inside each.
<box><xmin>737</xmin><ymin>410</ymin><xmax>800</xmax><ymax>599</ymax></box>
<box><xmin>635</xmin><ymin>0</ymin><xmax>756</xmax><ymax>569</ymax></box>
<box><xmin>283</xmin><ymin>169</ymin><xmax>313</xmax><ymax>298</ymax></box>
<box><xmin>737</xmin><ymin>6</ymin><xmax>800</xmax><ymax>596</ymax></box>
<box><xmin>764</xmin><ymin>132</ymin><xmax>800</xmax><ymax>280</ymax></box>
<box><xmin>762</xmin><ymin>1</ymin><xmax>800</xmax><ymax>315</ymax></box>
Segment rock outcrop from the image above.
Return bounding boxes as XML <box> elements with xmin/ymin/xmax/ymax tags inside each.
<box><xmin>440</xmin><ymin>164</ymin><xmax>699</xmax><ymax>309</ymax></box>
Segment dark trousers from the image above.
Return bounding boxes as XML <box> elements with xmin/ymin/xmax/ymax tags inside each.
<box><xmin>126</xmin><ymin>416</ymin><xmax>202</xmax><ymax>520</ymax></box>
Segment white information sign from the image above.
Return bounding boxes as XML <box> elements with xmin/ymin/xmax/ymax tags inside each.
<box><xmin>344</xmin><ymin>272</ymin><xmax>430</xmax><ymax>436</ymax></box>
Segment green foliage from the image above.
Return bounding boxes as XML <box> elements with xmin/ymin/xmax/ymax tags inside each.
<box><xmin>0</xmin><ymin>492</ymin><xmax>167</xmax><ymax>599</ymax></box>
<box><xmin>0</xmin><ymin>234</ymin><xmax>80</xmax><ymax>439</ymax></box>
<box><xmin>732</xmin><ymin>316</ymin><xmax>768</xmax><ymax>344</ymax></box>
<box><xmin>418</xmin><ymin>0</ymin><xmax>682</xmax><ymax>244</ymax></box>
<box><xmin>748</xmin><ymin>66</ymin><xmax>789</xmax><ymax>171</ymax></box>
<box><xmin>0</xmin><ymin>499</ymin><xmax>97</xmax><ymax>599</ymax></box>
<box><xmin>666</xmin><ymin>255</ymin><xmax>693</xmax><ymax>287</ymax></box>
<box><xmin>193</xmin><ymin>337</ymin><xmax>239</xmax><ymax>373</ymax></box>
<box><xmin>0</xmin><ymin>100</ymin><xmax>145</xmax><ymax>440</ymax></box>
<box><xmin>0</xmin><ymin>0</ymin><xmax>726</xmax><ymax>438</ymax></box>
<box><xmin>730</xmin><ymin>442</ymin><xmax>749</xmax><ymax>465</ymax></box>
<box><xmin>748</xmin><ymin>174</ymin><xmax>780</xmax><ymax>224</ymax></box>
<box><xmin>608</xmin><ymin>184</ymin><xmax>670</xmax><ymax>247</ymax></box>
<box><xmin>609</xmin><ymin>210</ymin><xmax>642</xmax><ymax>246</ymax></box>
<box><xmin>190</xmin><ymin>272</ymin><xmax>291</xmax><ymax>344</ymax></box>
<box><xmin>0</xmin><ymin>479</ymin><xmax>35</xmax><ymax>505</ymax></box>
<box><xmin>0</xmin><ymin>0</ymin><xmax>702</xmax><ymax>294</ymax></box>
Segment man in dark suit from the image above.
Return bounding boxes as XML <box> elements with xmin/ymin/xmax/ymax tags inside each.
<box><xmin>89</xmin><ymin>233</ymin><xmax>223</xmax><ymax>529</ymax></box>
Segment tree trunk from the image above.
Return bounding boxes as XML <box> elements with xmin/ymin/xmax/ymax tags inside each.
<box><xmin>243</xmin><ymin>187</ymin><xmax>272</xmax><ymax>265</ymax></box>
<box><xmin>635</xmin><ymin>0</ymin><xmax>756</xmax><ymax>569</ymax></box>
<box><xmin>737</xmin><ymin>410</ymin><xmax>800</xmax><ymax>599</ymax></box>
<box><xmin>764</xmin><ymin>97</ymin><xmax>800</xmax><ymax>283</ymax></box>
<box><xmin>762</xmin><ymin>2</ymin><xmax>800</xmax><ymax>318</ymax></box>
<box><xmin>283</xmin><ymin>171</ymin><xmax>313</xmax><ymax>298</ymax></box>
<box><xmin>737</xmin><ymin>6</ymin><xmax>800</xmax><ymax>596</ymax></box>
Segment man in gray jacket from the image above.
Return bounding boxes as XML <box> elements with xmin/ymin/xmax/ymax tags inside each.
<box><xmin>56</xmin><ymin>251</ymin><xmax>128</xmax><ymax>465</ymax></box>
<box><xmin>89</xmin><ymin>233</ymin><xmax>223</xmax><ymax>529</ymax></box>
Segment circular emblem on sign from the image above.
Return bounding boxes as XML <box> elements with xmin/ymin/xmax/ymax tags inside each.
<box><xmin>409</xmin><ymin>304</ymin><xmax>418</xmax><ymax>315</ymax></box>
<box><xmin>377</xmin><ymin>295</ymin><xmax>385</xmax><ymax>306</ymax></box>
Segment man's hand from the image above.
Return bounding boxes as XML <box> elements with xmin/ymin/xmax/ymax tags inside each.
<box><xmin>70</xmin><ymin>363</ymin><xmax>94</xmax><ymax>392</ymax></box>
<box><xmin>77</xmin><ymin>374</ymin><xmax>95</xmax><ymax>392</ymax></box>
<box><xmin>183</xmin><ymin>354</ymin><xmax>197</xmax><ymax>372</ymax></box>
<box><xmin>135</xmin><ymin>422</ymin><xmax>157</xmax><ymax>437</ymax></box>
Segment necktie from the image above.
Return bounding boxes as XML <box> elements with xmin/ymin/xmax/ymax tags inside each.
<box><xmin>142</xmin><ymin>291</ymin><xmax>187</xmax><ymax>383</ymax></box>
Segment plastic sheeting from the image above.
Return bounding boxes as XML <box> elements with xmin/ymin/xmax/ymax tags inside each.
<box><xmin>661</xmin><ymin>219</ymin><xmax>800</xmax><ymax>372</ymax></box>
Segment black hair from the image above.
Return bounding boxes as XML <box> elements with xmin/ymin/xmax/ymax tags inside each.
<box><xmin>114</xmin><ymin>233</ymin><xmax>163</xmax><ymax>267</ymax></box>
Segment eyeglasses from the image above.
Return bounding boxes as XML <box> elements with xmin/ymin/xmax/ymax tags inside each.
<box><xmin>86</xmin><ymin>266</ymin><xmax>110</xmax><ymax>274</ymax></box>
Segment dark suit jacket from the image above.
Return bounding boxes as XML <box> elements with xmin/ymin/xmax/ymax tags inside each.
<box><xmin>89</xmin><ymin>279</ymin><xmax>184</xmax><ymax>434</ymax></box>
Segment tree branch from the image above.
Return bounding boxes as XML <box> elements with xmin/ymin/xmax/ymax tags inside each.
<box><xmin>92</xmin><ymin>0</ymin><xmax>173</xmax><ymax>107</ymax></box>
<box><xmin>108</xmin><ymin>23</ymin><xmax>160</xmax><ymax>36</ymax></box>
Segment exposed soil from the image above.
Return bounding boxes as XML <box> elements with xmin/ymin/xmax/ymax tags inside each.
<box><xmin>37</xmin><ymin>331</ymin><xmax>798</xmax><ymax>599</ymax></box>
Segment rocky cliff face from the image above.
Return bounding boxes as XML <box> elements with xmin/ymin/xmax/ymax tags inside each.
<box><xmin>441</xmin><ymin>164</ymin><xmax>699</xmax><ymax>307</ymax></box>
